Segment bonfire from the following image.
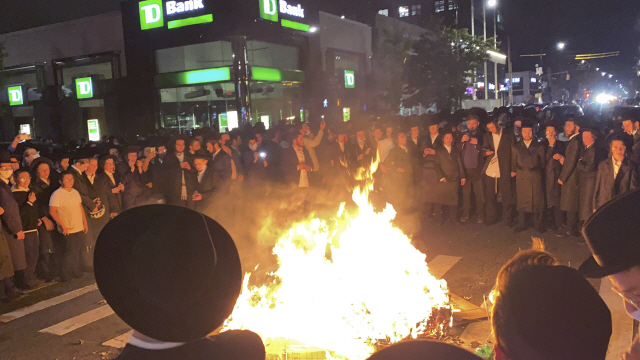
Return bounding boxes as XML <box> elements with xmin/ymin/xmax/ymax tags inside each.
<box><xmin>224</xmin><ymin>158</ymin><xmax>452</xmax><ymax>360</ymax></box>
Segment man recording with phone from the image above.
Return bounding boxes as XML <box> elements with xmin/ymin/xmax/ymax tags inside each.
<box><xmin>243</xmin><ymin>134</ymin><xmax>268</xmax><ymax>195</ymax></box>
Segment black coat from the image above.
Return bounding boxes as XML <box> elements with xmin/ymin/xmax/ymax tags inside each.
<box><xmin>543</xmin><ymin>139</ymin><xmax>564</xmax><ymax>207</ymax></box>
<box><xmin>435</xmin><ymin>146</ymin><xmax>465</xmax><ymax>206</ymax></box>
<box><xmin>261</xmin><ymin>139</ymin><xmax>283</xmax><ymax>183</ymax></box>
<box><xmin>383</xmin><ymin>146</ymin><xmax>414</xmax><ymax>205</ymax></box>
<box><xmin>32</xmin><ymin>178</ymin><xmax>58</xmax><ymax>220</ymax></box>
<box><xmin>12</xmin><ymin>189</ymin><xmax>39</xmax><ymax>231</ymax></box>
<box><xmin>577</xmin><ymin>144</ymin><xmax>606</xmax><ymax>221</ymax></box>
<box><xmin>511</xmin><ymin>140</ymin><xmax>546</xmax><ymax>213</ymax></box>
<box><xmin>419</xmin><ymin>136</ymin><xmax>442</xmax><ymax>204</ymax></box>
<box><xmin>353</xmin><ymin>140</ymin><xmax>374</xmax><ymax>170</ymax></box>
<box><xmin>117</xmin><ymin>163</ymin><xmax>149</xmax><ymax>211</ymax></box>
<box><xmin>593</xmin><ymin>157</ymin><xmax>639</xmax><ymax>211</ymax></box>
<box><xmin>100</xmin><ymin>172</ymin><xmax>122</xmax><ymax>215</ymax></box>
<box><xmin>0</xmin><ymin>180</ymin><xmax>24</xmax><ymax>270</ymax></box>
<box><xmin>281</xmin><ymin>146</ymin><xmax>312</xmax><ymax>186</ymax></box>
<box><xmin>559</xmin><ymin>135</ymin><xmax>582</xmax><ymax>212</ymax></box>
<box><xmin>243</xmin><ymin>150</ymin><xmax>267</xmax><ymax>184</ymax></box>
<box><xmin>629</xmin><ymin>132</ymin><xmax>640</xmax><ymax>164</ymax></box>
<box><xmin>210</xmin><ymin>150</ymin><xmax>232</xmax><ymax>192</ymax></box>
<box><xmin>162</xmin><ymin>152</ymin><xmax>196</xmax><ymax>205</ymax></box>
<box><xmin>406</xmin><ymin>136</ymin><xmax>423</xmax><ymax>184</ymax></box>
<box><xmin>70</xmin><ymin>168</ymin><xmax>96</xmax><ymax>212</ymax></box>
<box><xmin>482</xmin><ymin>130</ymin><xmax>515</xmax><ymax>205</ymax></box>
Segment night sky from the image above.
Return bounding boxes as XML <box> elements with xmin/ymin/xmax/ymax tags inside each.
<box><xmin>1</xmin><ymin>0</ymin><xmax>639</xmax><ymax>79</ymax></box>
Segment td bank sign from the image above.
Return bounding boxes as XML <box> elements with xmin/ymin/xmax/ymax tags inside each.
<box><xmin>139</xmin><ymin>0</ymin><xmax>211</xmax><ymax>30</ymax></box>
<box><xmin>260</xmin><ymin>0</ymin><xmax>309</xmax><ymax>31</ymax></box>
<box><xmin>7</xmin><ymin>86</ymin><xmax>24</xmax><ymax>106</ymax></box>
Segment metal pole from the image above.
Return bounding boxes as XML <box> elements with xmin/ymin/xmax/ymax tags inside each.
<box><xmin>471</xmin><ymin>0</ymin><xmax>477</xmax><ymax>100</ymax></box>
<box><xmin>493</xmin><ymin>8</ymin><xmax>498</xmax><ymax>100</ymax></box>
<box><xmin>508</xmin><ymin>36</ymin><xmax>513</xmax><ymax>105</ymax></box>
<box><xmin>483</xmin><ymin>1</ymin><xmax>488</xmax><ymax>100</ymax></box>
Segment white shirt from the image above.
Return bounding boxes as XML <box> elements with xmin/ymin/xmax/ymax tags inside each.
<box><xmin>524</xmin><ymin>140</ymin><xmax>532</xmax><ymax>149</ymax></box>
<box><xmin>293</xmin><ymin>146</ymin><xmax>309</xmax><ymax>188</ymax></box>
<box><xmin>198</xmin><ymin>165</ymin><xmax>207</xmax><ymax>183</ymax></box>
<box><xmin>613</xmin><ymin>157</ymin><xmax>623</xmax><ymax>179</ymax></box>
<box><xmin>86</xmin><ymin>172</ymin><xmax>96</xmax><ymax>185</ymax></box>
<box><xmin>49</xmin><ymin>188</ymin><xmax>84</xmax><ymax>234</ymax></box>
<box><xmin>176</xmin><ymin>152</ymin><xmax>185</xmax><ymax>163</ymax></box>
<box><xmin>430</xmin><ymin>134</ymin><xmax>438</xmax><ymax>145</ymax></box>
<box><xmin>444</xmin><ymin>144</ymin><xmax>452</xmax><ymax>153</ymax></box>
<box><xmin>106</xmin><ymin>171</ymin><xmax>116</xmax><ymax>186</ymax></box>
<box><xmin>485</xmin><ymin>131</ymin><xmax>502</xmax><ymax>178</ymax></box>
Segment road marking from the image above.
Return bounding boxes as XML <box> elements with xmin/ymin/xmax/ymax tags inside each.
<box><xmin>600</xmin><ymin>277</ymin><xmax>634</xmax><ymax>360</ymax></box>
<box><xmin>39</xmin><ymin>305</ymin><xmax>115</xmax><ymax>335</ymax></box>
<box><xmin>0</xmin><ymin>283</ymin><xmax>98</xmax><ymax>323</ymax></box>
<box><xmin>459</xmin><ymin>320</ymin><xmax>492</xmax><ymax>349</ymax></box>
<box><xmin>22</xmin><ymin>281</ymin><xmax>58</xmax><ymax>294</ymax></box>
<box><xmin>428</xmin><ymin>255</ymin><xmax>462</xmax><ymax>279</ymax></box>
<box><xmin>103</xmin><ymin>330</ymin><xmax>134</xmax><ymax>349</ymax></box>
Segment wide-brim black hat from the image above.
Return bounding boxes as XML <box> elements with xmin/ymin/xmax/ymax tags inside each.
<box><xmin>367</xmin><ymin>340</ymin><xmax>481</xmax><ymax>360</ymax></box>
<box><xmin>580</xmin><ymin>188</ymin><xmax>640</xmax><ymax>278</ymax></box>
<box><xmin>0</xmin><ymin>150</ymin><xmax>12</xmax><ymax>164</ymax></box>
<box><xmin>192</xmin><ymin>149</ymin><xmax>210</xmax><ymax>160</ymax></box>
<box><xmin>94</xmin><ymin>205</ymin><xmax>242</xmax><ymax>342</ymax></box>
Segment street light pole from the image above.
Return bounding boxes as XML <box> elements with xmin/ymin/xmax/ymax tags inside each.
<box><xmin>471</xmin><ymin>0</ymin><xmax>477</xmax><ymax>100</ymax></box>
<box><xmin>493</xmin><ymin>8</ymin><xmax>498</xmax><ymax>100</ymax></box>
<box><xmin>483</xmin><ymin>0</ymin><xmax>488</xmax><ymax>100</ymax></box>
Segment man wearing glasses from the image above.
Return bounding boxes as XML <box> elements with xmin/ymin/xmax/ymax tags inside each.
<box><xmin>581</xmin><ymin>188</ymin><xmax>640</xmax><ymax>360</ymax></box>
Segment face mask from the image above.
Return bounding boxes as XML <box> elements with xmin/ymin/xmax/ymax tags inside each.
<box><xmin>0</xmin><ymin>169</ymin><xmax>13</xmax><ymax>180</ymax></box>
<box><xmin>357</xmin><ymin>139</ymin><xmax>364</xmax><ymax>144</ymax></box>
<box><xmin>249</xmin><ymin>144</ymin><xmax>258</xmax><ymax>151</ymax></box>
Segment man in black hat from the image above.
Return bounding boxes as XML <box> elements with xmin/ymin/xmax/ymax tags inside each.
<box><xmin>557</xmin><ymin>118</ymin><xmax>582</xmax><ymax>236</ymax></box>
<box><xmin>542</xmin><ymin>124</ymin><xmax>565</xmax><ymax>230</ymax></box>
<box><xmin>621</xmin><ymin>111</ymin><xmax>640</xmax><ymax>163</ymax></box>
<box><xmin>118</xmin><ymin>146</ymin><xmax>151</xmax><ymax>211</ymax></box>
<box><xmin>0</xmin><ymin>151</ymin><xmax>23</xmax><ymax>301</ymax></box>
<box><xmin>191</xmin><ymin>150</ymin><xmax>217</xmax><ymax>210</ymax></box>
<box><xmin>353</xmin><ymin>125</ymin><xmax>374</xmax><ymax>170</ymax></box>
<box><xmin>94</xmin><ymin>205</ymin><xmax>265</xmax><ymax>360</ymax></box>
<box><xmin>511</xmin><ymin>119</ymin><xmax>546</xmax><ymax>233</ymax></box>
<box><xmin>580</xmin><ymin>189</ymin><xmax>640</xmax><ymax>360</ymax></box>
<box><xmin>418</xmin><ymin>117</ymin><xmax>442</xmax><ymax>219</ymax></box>
<box><xmin>482</xmin><ymin>118</ymin><xmax>516</xmax><ymax>226</ymax></box>
<box><xmin>458</xmin><ymin>114</ymin><xmax>485</xmax><ymax>223</ymax></box>
<box><xmin>576</xmin><ymin>129</ymin><xmax>606</xmax><ymax>224</ymax></box>
<box><xmin>162</xmin><ymin>137</ymin><xmax>195</xmax><ymax>207</ymax></box>
<box><xmin>592</xmin><ymin>137</ymin><xmax>638</xmax><ymax>212</ymax></box>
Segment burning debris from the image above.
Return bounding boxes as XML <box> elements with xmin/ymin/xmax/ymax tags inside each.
<box><xmin>224</xmin><ymin>161</ymin><xmax>452</xmax><ymax>360</ymax></box>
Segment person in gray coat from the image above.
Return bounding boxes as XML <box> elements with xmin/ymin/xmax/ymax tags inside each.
<box><xmin>592</xmin><ymin>138</ymin><xmax>639</xmax><ymax>211</ymax></box>
<box><xmin>511</xmin><ymin>120</ymin><xmax>546</xmax><ymax>233</ymax></box>
<box><xmin>557</xmin><ymin>118</ymin><xmax>582</xmax><ymax>236</ymax></box>
<box><xmin>434</xmin><ymin>132</ymin><xmax>466</xmax><ymax>224</ymax></box>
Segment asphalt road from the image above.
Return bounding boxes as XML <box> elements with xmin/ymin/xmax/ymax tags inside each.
<box><xmin>0</xmin><ymin>215</ymin><xmax>626</xmax><ymax>360</ymax></box>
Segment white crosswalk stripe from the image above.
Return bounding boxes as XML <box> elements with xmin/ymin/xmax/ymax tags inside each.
<box><xmin>39</xmin><ymin>305</ymin><xmax>115</xmax><ymax>335</ymax></box>
<box><xmin>0</xmin><ymin>283</ymin><xmax>98</xmax><ymax>323</ymax></box>
<box><xmin>103</xmin><ymin>330</ymin><xmax>134</xmax><ymax>349</ymax></box>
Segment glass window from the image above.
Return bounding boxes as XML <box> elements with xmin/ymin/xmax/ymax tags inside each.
<box><xmin>448</xmin><ymin>0</ymin><xmax>458</xmax><ymax>10</ymax></box>
<box><xmin>398</xmin><ymin>6</ymin><xmax>409</xmax><ymax>17</ymax></box>
<box><xmin>156</xmin><ymin>41</ymin><xmax>232</xmax><ymax>74</ymax></box>
<box><xmin>411</xmin><ymin>4</ymin><xmax>421</xmax><ymax>15</ymax></box>
<box><xmin>250</xmin><ymin>81</ymin><xmax>303</xmax><ymax>127</ymax></box>
<box><xmin>246</xmin><ymin>40</ymin><xmax>299</xmax><ymax>70</ymax></box>
<box><xmin>435</xmin><ymin>1</ymin><xmax>445</xmax><ymax>13</ymax></box>
<box><xmin>378</xmin><ymin>9</ymin><xmax>389</xmax><ymax>16</ymax></box>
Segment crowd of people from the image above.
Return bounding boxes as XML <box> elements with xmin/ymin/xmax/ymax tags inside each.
<box><xmin>1</xmin><ymin>105</ymin><xmax>640</xmax><ymax>302</ymax></box>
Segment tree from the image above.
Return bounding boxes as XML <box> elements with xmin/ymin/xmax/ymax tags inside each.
<box><xmin>403</xmin><ymin>21</ymin><xmax>493</xmax><ymax>112</ymax></box>
<box><xmin>373</xmin><ymin>21</ymin><xmax>418</xmax><ymax>114</ymax></box>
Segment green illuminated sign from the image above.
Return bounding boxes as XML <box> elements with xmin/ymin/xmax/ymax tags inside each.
<box><xmin>259</xmin><ymin>0</ymin><xmax>278</xmax><ymax>22</ymax></box>
<box><xmin>168</xmin><ymin>13</ymin><xmax>212</xmax><ymax>28</ymax></box>
<box><xmin>155</xmin><ymin>67</ymin><xmax>231</xmax><ymax>88</ymax></box>
<box><xmin>139</xmin><ymin>0</ymin><xmax>164</xmax><ymax>30</ymax></box>
<box><xmin>7</xmin><ymin>86</ymin><xmax>24</xmax><ymax>106</ymax></box>
<box><xmin>87</xmin><ymin>119</ymin><xmax>100</xmax><ymax>141</ymax></box>
<box><xmin>251</xmin><ymin>67</ymin><xmax>305</xmax><ymax>82</ymax></box>
<box><xmin>345</xmin><ymin>70</ymin><xmax>355</xmax><ymax>88</ymax></box>
<box><xmin>281</xmin><ymin>19</ymin><xmax>309</xmax><ymax>31</ymax></box>
<box><xmin>76</xmin><ymin>77</ymin><xmax>94</xmax><ymax>99</ymax></box>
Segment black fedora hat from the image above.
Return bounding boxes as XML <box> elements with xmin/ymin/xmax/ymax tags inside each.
<box><xmin>94</xmin><ymin>205</ymin><xmax>242</xmax><ymax>342</ymax></box>
<box><xmin>367</xmin><ymin>340</ymin><xmax>481</xmax><ymax>360</ymax></box>
<box><xmin>580</xmin><ymin>188</ymin><xmax>640</xmax><ymax>278</ymax></box>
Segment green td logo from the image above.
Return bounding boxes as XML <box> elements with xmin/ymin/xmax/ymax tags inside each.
<box><xmin>8</xmin><ymin>86</ymin><xmax>24</xmax><ymax>106</ymax></box>
<box><xmin>345</xmin><ymin>70</ymin><xmax>355</xmax><ymax>89</ymax></box>
<box><xmin>139</xmin><ymin>0</ymin><xmax>164</xmax><ymax>30</ymax></box>
<box><xmin>259</xmin><ymin>0</ymin><xmax>278</xmax><ymax>22</ymax></box>
<box><xmin>76</xmin><ymin>77</ymin><xmax>94</xmax><ymax>99</ymax></box>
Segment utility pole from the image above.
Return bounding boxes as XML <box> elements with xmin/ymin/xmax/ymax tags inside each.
<box><xmin>483</xmin><ymin>1</ymin><xmax>488</xmax><ymax>100</ymax></box>
<box><xmin>471</xmin><ymin>0</ymin><xmax>477</xmax><ymax>100</ymax></box>
<box><xmin>508</xmin><ymin>36</ymin><xmax>513</xmax><ymax>105</ymax></box>
<box><xmin>493</xmin><ymin>8</ymin><xmax>498</xmax><ymax>100</ymax></box>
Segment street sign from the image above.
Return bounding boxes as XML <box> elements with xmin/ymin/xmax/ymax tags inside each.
<box><xmin>8</xmin><ymin>86</ymin><xmax>24</xmax><ymax>106</ymax></box>
<box><xmin>345</xmin><ymin>70</ymin><xmax>355</xmax><ymax>89</ymax></box>
<box><xmin>87</xmin><ymin>119</ymin><xmax>101</xmax><ymax>142</ymax></box>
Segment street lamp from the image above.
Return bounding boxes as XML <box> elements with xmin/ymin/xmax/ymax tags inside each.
<box><xmin>557</xmin><ymin>42</ymin><xmax>566</xmax><ymax>50</ymax></box>
<box><xmin>483</xmin><ymin>0</ymin><xmax>497</xmax><ymax>100</ymax></box>
<box><xmin>601</xmin><ymin>72</ymin><xmax>606</xmax><ymax>76</ymax></box>
<box><xmin>487</xmin><ymin>0</ymin><xmax>497</xmax><ymax>6</ymax></box>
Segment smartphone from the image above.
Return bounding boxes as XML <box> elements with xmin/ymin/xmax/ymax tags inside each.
<box><xmin>150</xmin><ymin>147</ymin><xmax>156</xmax><ymax>153</ymax></box>
<box><xmin>259</xmin><ymin>152</ymin><xmax>266</xmax><ymax>158</ymax></box>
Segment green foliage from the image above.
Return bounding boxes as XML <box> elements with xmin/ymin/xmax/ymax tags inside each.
<box><xmin>403</xmin><ymin>21</ymin><xmax>495</xmax><ymax>112</ymax></box>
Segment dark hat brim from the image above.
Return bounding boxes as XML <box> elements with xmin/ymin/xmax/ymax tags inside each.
<box><xmin>94</xmin><ymin>205</ymin><xmax>242</xmax><ymax>342</ymax></box>
<box><xmin>578</xmin><ymin>255</ymin><xmax>634</xmax><ymax>278</ymax></box>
